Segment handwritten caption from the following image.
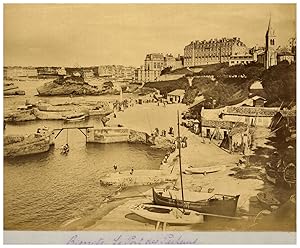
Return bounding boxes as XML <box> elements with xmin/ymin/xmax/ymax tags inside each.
<box><xmin>66</xmin><ymin>234</ymin><xmax>199</xmax><ymax>245</ymax></box>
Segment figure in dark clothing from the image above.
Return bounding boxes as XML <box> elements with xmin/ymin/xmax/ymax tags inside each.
<box><xmin>130</xmin><ymin>168</ymin><xmax>134</xmax><ymax>175</ymax></box>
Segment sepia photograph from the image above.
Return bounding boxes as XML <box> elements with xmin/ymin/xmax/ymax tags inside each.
<box><xmin>2</xmin><ymin>2</ymin><xmax>297</xmax><ymax>244</ymax></box>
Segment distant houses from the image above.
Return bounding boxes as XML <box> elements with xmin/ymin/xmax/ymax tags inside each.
<box><xmin>249</xmin><ymin>80</ymin><xmax>264</xmax><ymax>96</ymax></box>
<box><xmin>167</xmin><ymin>89</ymin><xmax>185</xmax><ymax>103</ymax></box>
<box><xmin>220</xmin><ymin>106</ymin><xmax>279</xmax><ymax>127</ymax></box>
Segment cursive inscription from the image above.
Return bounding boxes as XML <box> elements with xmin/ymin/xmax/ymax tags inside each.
<box><xmin>66</xmin><ymin>234</ymin><xmax>199</xmax><ymax>245</ymax></box>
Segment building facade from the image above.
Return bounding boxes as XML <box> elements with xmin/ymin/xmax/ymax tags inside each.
<box><xmin>288</xmin><ymin>37</ymin><xmax>296</xmax><ymax>54</ymax></box>
<box><xmin>220</xmin><ymin>106</ymin><xmax>279</xmax><ymax>127</ymax></box>
<box><xmin>183</xmin><ymin>37</ymin><xmax>249</xmax><ymax>67</ymax></box>
<box><xmin>135</xmin><ymin>53</ymin><xmax>183</xmax><ymax>84</ymax></box>
<box><xmin>229</xmin><ymin>54</ymin><xmax>254</xmax><ymax>66</ymax></box>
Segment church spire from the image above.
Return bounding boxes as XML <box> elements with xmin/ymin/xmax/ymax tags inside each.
<box><xmin>266</xmin><ymin>13</ymin><xmax>275</xmax><ymax>36</ymax></box>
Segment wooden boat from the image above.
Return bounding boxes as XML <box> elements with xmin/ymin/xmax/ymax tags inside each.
<box><xmin>65</xmin><ymin>114</ymin><xmax>86</xmax><ymax>122</ymax></box>
<box><xmin>151</xmin><ymin>111</ymin><xmax>240</xmax><ymax>217</ymax></box>
<box><xmin>184</xmin><ymin>165</ymin><xmax>224</xmax><ymax>175</ymax></box>
<box><xmin>265</xmin><ymin>169</ymin><xmax>277</xmax><ymax>184</ymax></box>
<box><xmin>153</xmin><ymin>188</ymin><xmax>240</xmax><ymax>217</ymax></box>
<box><xmin>257</xmin><ymin>192</ymin><xmax>280</xmax><ymax>207</ymax></box>
<box><xmin>130</xmin><ymin>203</ymin><xmax>204</xmax><ymax>225</ymax></box>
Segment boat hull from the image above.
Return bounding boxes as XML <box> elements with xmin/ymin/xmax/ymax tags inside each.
<box><xmin>185</xmin><ymin>165</ymin><xmax>223</xmax><ymax>174</ymax></box>
<box><xmin>131</xmin><ymin>204</ymin><xmax>204</xmax><ymax>224</ymax></box>
<box><xmin>65</xmin><ymin>116</ymin><xmax>86</xmax><ymax>122</ymax></box>
<box><xmin>152</xmin><ymin>188</ymin><xmax>239</xmax><ymax>217</ymax></box>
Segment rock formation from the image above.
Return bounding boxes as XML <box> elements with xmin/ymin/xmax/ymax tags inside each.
<box><xmin>36</xmin><ymin>75</ymin><xmax>102</xmax><ymax>96</ymax></box>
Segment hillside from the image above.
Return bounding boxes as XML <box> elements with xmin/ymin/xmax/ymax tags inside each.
<box><xmin>145</xmin><ymin>61</ymin><xmax>296</xmax><ymax>108</ymax></box>
<box><xmin>261</xmin><ymin>61</ymin><xmax>296</xmax><ymax>107</ymax></box>
<box><xmin>145</xmin><ymin>62</ymin><xmax>265</xmax><ymax>107</ymax></box>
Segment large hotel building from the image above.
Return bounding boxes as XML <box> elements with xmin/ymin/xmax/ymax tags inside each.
<box><xmin>184</xmin><ymin>37</ymin><xmax>250</xmax><ymax>67</ymax></box>
<box><xmin>135</xmin><ymin>53</ymin><xmax>183</xmax><ymax>84</ymax></box>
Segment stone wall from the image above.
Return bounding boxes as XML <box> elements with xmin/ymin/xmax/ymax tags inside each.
<box><xmin>87</xmin><ymin>127</ymin><xmax>174</xmax><ymax>150</ymax></box>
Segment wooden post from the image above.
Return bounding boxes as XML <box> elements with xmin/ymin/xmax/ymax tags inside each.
<box><xmin>155</xmin><ymin>221</ymin><xmax>160</xmax><ymax>230</ymax></box>
<box><xmin>229</xmin><ymin>135</ymin><xmax>232</xmax><ymax>154</ymax></box>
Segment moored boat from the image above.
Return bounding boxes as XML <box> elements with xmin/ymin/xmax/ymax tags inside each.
<box><xmin>184</xmin><ymin>165</ymin><xmax>224</xmax><ymax>175</ymax></box>
<box><xmin>65</xmin><ymin>113</ymin><xmax>86</xmax><ymax>122</ymax></box>
<box><xmin>151</xmin><ymin>111</ymin><xmax>240</xmax><ymax>217</ymax></box>
<box><xmin>152</xmin><ymin>188</ymin><xmax>240</xmax><ymax>217</ymax></box>
<box><xmin>130</xmin><ymin>203</ymin><xmax>204</xmax><ymax>225</ymax></box>
<box><xmin>256</xmin><ymin>192</ymin><xmax>280</xmax><ymax>208</ymax></box>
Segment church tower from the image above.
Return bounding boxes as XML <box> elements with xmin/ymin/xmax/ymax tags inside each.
<box><xmin>265</xmin><ymin>16</ymin><xmax>277</xmax><ymax>69</ymax></box>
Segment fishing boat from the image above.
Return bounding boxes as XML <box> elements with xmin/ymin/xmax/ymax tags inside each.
<box><xmin>184</xmin><ymin>165</ymin><xmax>224</xmax><ymax>175</ymax></box>
<box><xmin>152</xmin><ymin>111</ymin><xmax>240</xmax><ymax>217</ymax></box>
<box><xmin>152</xmin><ymin>188</ymin><xmax>239</xmax><ymax>217</ymax></box>
<box><xmin>65</xmin><ymin>114</ymin><xmax>86</xmax><ymax>122</ymax></box>
<box><xmin>256</xmin><ymin>192</ymin><xmax>280</xmax><ymax>208</ymax></box>
<box><xmin>130</xmin><ymin>203</ymin><xmax>204</xmax><ymax>230</ymax></box>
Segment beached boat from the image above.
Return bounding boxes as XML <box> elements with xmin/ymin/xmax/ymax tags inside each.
<box><xmin>265</xmin><ymin>170</ymin><xmax>277</xmax><ymax>184</ymax></box>
<box><xmin>256</xmin><ymin>192</ymin><xmax>280</xmax><ymax>208</ymax></box>
<box><xmin>130</xmin><ymin>203</ymin><xmax>204</xmax><ymax>226</ymax></box>
<box><xmin>65</xmin><ymin>114</ymin><xmax>86</xmax><ymax>122</ymax></box>
<box><xmin>152</xmin><ymin>111</ymin><xmax>240</xmax><ymax>217</ymax></box>
<box><xmin>152</xmin><ymin>188</ymin><xmax>240</xmax><ymax>217</ymax></box>
<box><xmin>184</xmin><ymin>165</ymin><xmax>224</xmax><ymax>175</ymax></box>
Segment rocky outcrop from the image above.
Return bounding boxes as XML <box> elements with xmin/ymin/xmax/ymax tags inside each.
<box><xmin>36</xmin><ymin>76</ymin><xmax>102</xmax><ymax>96</ymax></box>
<box><xmin>4</xmin><ymin>133</ymin><xmax>53</xmax><ymax>157</ymax></box>
<box><xmin>128</xmin><ymin>129</ymin><xmax>151</xmax><ymax>144</ymax></box>
<box><xmin>99</xmin><ymin>170</ymin><xmax>177</xmax><ymax>187</ymax></box>
<box><xmin>151</xmin><ymin>135</ymin><xmax>175</xmax><ymax>150</ymax></box>
<box><xmin>4</xmin><ymin>83</ymin><xmax>25</xmax><ymax>96</ymax></box>
<box><xmin>4</xmin><ymin>109</ymin><xmax>37</xmax><ymax>122</ymax></box>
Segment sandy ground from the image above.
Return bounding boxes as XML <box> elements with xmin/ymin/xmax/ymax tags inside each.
<box><xmin>62</xmin><ymin>102</ymin><xmax>295</xmax><ymax>231</ymax></box>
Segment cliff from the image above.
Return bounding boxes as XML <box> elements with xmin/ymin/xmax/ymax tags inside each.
<box><xmin>36</xmin><ymin>76</ymin><xmax>102</xmax><ymax>96</ymax></box>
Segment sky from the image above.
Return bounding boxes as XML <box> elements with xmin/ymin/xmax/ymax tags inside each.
<box><xmin>4</xmin><ymin>4</ymin><xmax>296</xmax><ymax>67</ymax></box>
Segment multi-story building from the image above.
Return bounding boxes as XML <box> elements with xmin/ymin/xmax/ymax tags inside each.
<box><xmin>98</xmin><ymin>65</ymin><xmax>135</xmax><ymax>82</ymax></box>
<box><xmin>183</xmin><ymin>37</ymin><xmax>249</xmax><ymax>67</ymax></box>
<box><xmin>135</xmin><ymin>53</ymin><xmax>183</xmax><ymax>84</ymax></box>
<box><xmin>288</xmin><ymin>37</ymin><xmax>296</xmax><ymax>54</ymax></box>
<box><xmin>229</xmin><ymin>54</ymin><xmax>254</xmax><ymax>66</ymax></box>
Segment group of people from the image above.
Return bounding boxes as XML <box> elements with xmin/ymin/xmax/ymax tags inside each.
<box><xmin>61</xmin><ymin>144</ymin><xmax>69</xmax><ymax>155</ymax></box>
<box><xmin>113</xmin><ymin>164</ymin><xmax>134</xmax><ymax>175</ymax></box>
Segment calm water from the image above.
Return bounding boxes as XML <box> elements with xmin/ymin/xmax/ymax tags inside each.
<box><xmin>4</xmin><ymin>79</ymin><xmax>165</xmax><ymax>230</ymax></box>
<box><xmin>4</xmin><ymin>120</ymin><xmax>165</xmax><ymax>230</ymax></box>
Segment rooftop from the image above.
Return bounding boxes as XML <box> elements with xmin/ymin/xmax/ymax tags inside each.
<box><xmin>202</xmin><ymin>119</ymin><xmax>246</xmax><ymax>130</ymax></box>
<box><xmin>251</xmin><ymin>95</ymin><xmax>266</xmax><ymax>101</ymax></box>
<box><xmin>224</xmin><ymin>106</ymin><xmax>279</xmax><ymax>117</ymax></box>
<box><xmin>250</xmin><ymin>80</ymin><xmax>263</xmax><ymax>90</ymax></box>
<box><xmin>167</xmin><ymin>89</ymin><xmax>185</xmax><ymax>96</ymax></box>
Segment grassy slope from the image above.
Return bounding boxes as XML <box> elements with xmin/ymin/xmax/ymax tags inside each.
<box><xmin>144</xmin><ymin>61</ymin><xmax>295</xmax><ymax>108</ymax></box>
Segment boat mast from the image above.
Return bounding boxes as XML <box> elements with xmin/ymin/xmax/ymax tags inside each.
<box><xmin>177</xmin><ymin>110</ymin><xmax>185</xmax><ymax>212</ymax></box>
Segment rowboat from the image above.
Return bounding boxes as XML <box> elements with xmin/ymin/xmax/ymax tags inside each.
<box><xmin>65</xmin><ymin>114</ymin><xmax>86</xmax><ymax>122</ymax></box>
<box><xmin>256</xmin><ymin>192</ymin><xmax>280</xmax><ymax>208</ymax></box>
<box><xmin>130</xmin><ymin>203</ymin><xmax>204</xmax><ymax>228</ymax></box>
<box><xmin>153</xmin><ymin>188</ymin><xmax>240</xmax><ymax>217</ymax></box>
<box><xmin>184</xmin><ymin>165</ymin><xmax>224</xmax><ymax>175</ymax></box>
